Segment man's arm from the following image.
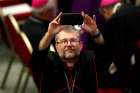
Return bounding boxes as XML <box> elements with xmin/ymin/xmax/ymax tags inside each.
<box><xmin>81</xmin><ymin>12</ymin><xmax>104</xmax><ymax>45</ymax></box>
<box><xmin>90</xmin><ymin>28</ymin><xmax>104</xmax><ymax>45</ymax></box>
<box><xmin>39</xmin><ymin>12</ymin><xmax>62</xmax><ymax>51</ymax></box>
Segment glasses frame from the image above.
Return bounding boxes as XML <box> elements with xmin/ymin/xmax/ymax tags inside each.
<box><xmin>56</xmin><ymin>38</ymin><xmax>80</xmax><ymax>45</ymax></box>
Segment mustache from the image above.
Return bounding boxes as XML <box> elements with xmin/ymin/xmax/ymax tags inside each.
<box><xmin>64</xmin><ymin>47</ymin><xmax>75</xmax><ymax>51</ymax></box>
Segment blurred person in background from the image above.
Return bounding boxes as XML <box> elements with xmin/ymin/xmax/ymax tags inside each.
<box><xmin>21</xmin><ymin>0</ymin><xmax>58</xmax><ymax>90</ymax></box>
<box><xmin>21</xmin><ymin>0</ymin><xmax>58</xmax><ymax>50</ymax></box>
<box><xmin>99</xmin><ymin>0</ymin><xmax>140</xmax><ymax>92</ymax></box>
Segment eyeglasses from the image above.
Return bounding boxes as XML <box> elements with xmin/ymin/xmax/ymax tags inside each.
<box><xmin>56</xmin><ymin>38</ymin><xmax>80</xmax><ymax>45</ymax></box>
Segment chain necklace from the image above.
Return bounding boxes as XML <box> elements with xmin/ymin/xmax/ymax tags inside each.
<box><xmin>64</xmin><ymin>71</ymin><xmax>78</xmax><ymax>93</ymax></box>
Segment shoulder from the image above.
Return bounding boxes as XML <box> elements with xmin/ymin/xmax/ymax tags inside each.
<box><xmin>80</xmin><ymin>50</ymin><xmax>95</xmax><ymax>62</ymax></box>
<box><xmin>82</xmin><ymin>50</ymin><xmax>95</xmax><ymax>55</ymax></box>
<box><xmin>29</xmin><ymin>50</ymin><xmax>59</xmax><ymax>67</ymax></box>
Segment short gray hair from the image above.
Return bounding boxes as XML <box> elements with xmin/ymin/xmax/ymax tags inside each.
<box><xmin>55</xmin><ymin>25</ymin><xmax>81</xmax><ymax>42</ymax></box>
<box><xmin>32</xmin><ymin>2</ymin><xmax>58</xmax><ymax>14</ymax></box>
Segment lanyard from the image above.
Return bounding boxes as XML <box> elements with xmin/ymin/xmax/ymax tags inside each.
<box><xmin>64</xmin><ymin>71</ymin><xmax>78</xmax><ymax>93</ymax></box>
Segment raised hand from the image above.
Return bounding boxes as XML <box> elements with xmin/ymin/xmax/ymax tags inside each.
<box><xmin>81</xmin><ymin>11</ymin><xmax>98</xmax><ymax>36</ymax></box>
<box><xmin>47</xmin><ymin>12</ymin><xmax>62</xmax><ymax>36</ymax></box>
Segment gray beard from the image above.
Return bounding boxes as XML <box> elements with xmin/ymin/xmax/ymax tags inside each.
<box><xmin>63</xmin><ymin>51</ymin><xmax>80</xmax><ymax>59</ymax></box>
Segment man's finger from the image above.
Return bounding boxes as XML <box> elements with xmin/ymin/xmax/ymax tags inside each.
<box><xmin>93</xmin><ymin>14</ymin><xmax>96</xmax><ymax>21</ymax></box>
<box><xmin>54</xmin><ymin>12</ymin><xmax>62</xmax><ymax>21</ymax></box>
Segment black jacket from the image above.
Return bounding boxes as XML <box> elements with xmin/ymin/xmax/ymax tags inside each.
<box><xmin>29</xmin><ymin>49</ymin><xmax>98</xmax><ymax>93</ymax></box>
<box><xmin>103</xmin><ymin>4</ymin><xmax>140</xmax><ymax>88</ymax></box>
<box><xmin>21</xmin><ymin>16</ymin><xmax>50</xmax><ymax>50</ymax></box>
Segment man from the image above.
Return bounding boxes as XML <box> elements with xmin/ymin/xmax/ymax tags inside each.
<box><xmin>22</xmin><ymin>0</ymin><xmax>57</xmax><ymax>50</ymax></box>
<box><xmin>99</xmin><ymin>0</ymin><xmax>140</xmax><ymax>92</ymax></box>
<box><xmin>29</xmin><ymin>12</ymin><xmax>104</xmax><ymax>93</ymax></box>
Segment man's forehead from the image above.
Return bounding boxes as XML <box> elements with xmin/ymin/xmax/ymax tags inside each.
<box><xmin>56</xmin><ymin>30</ymin><xmax>79</xmax><ymax>39</ymax></box>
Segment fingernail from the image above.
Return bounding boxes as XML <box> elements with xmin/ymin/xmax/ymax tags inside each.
<box><xmin>93</xmin><ymin>15</ymin><xmax>96</xmax><ymax>20</ymax></box>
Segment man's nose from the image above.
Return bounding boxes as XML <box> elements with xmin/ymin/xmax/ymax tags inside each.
<box><xmin>67</xmin><ymin>41</ymin><xmax>71</xmax><ymax>45</ymax></box>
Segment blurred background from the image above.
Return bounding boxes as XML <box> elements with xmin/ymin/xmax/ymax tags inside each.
<box><xmin>0</xmin><ymin>0</ymin><xmax>139</xmax><ymax>93</ymax></box>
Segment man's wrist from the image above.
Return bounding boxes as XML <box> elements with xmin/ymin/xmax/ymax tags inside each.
<box><xmin>91</xmin><ymin>28</ymin><xmax>101</xmax><ymax>38</ymax></box>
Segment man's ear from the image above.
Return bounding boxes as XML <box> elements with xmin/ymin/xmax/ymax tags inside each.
<box><xmin>102</xmin><ymin>8</ymin><xmax>112</xmax><ymax>20</ymax></box>
<box><xmin>106</xmin><ymin>8</ymin><xmax>113</xmax><ymax>17</ymax></box>
<box><xmin>80</xmin><ymin>41</ymin><xmax>84</xmax><ymax>50</ymax></box>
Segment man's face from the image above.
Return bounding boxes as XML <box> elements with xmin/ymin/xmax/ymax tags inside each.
<box><xmin>99</xmin><ymin>8</ymin><xmax>113</xmax><ymax>21</ymax></box>
<box><xmin>55</xmin><ymin>30</ymin><xmax>83</xmax><ymax>60</ymax></box>
<box><xmin>41</xmin><ymin>7</ymin><xmax>58</xmax><ymax>21</ymax></box>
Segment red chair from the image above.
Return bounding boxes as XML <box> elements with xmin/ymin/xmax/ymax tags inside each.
<box><xmin>0</xmin><ymin>0</ymin><xmax>23</xmax><ymax>7</ymax></box>
<box><xmin>1</xmin><ymin>14</ymin><xmax>33</xmax><ymax>93</ymax></box>
<box><xmin>0</xmin><ymin>3</ymin><xmax>32</xmax><ymax>48</ymax></box>
<box><xmin>1</xmin><ymin>3</ymin><xmax>32</xmax><ymax>21</ymax></box>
